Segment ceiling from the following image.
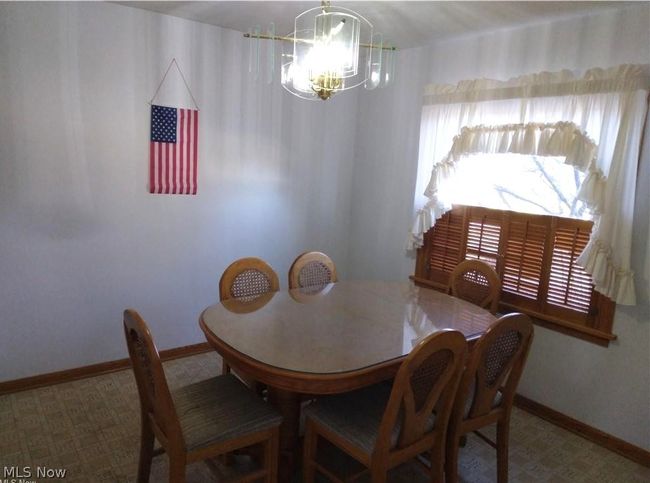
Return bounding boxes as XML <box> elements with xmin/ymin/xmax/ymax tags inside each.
<box><xmin>117</xmin><ymin>1</ymin><xmax>633</xmax><ymax>48</ymax></box>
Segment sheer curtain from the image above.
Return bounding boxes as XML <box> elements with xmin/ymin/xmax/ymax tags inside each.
<box><xmin>410</xmin><ymin>65</ymin><xmax>650</xmax><ymax>305</ymax></box>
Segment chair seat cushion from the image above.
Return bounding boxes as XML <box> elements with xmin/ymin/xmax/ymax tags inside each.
<box><xmin>304</xmin><ymin>382</ymin><xmax>434</xmax><ymax>456</ymax></box>
<box><xmin>463</xmin><ymin>384</ymin><xmax>503</xmax><ymax>418</ymax></box>
<box><xmin>171</xmin><ymin>374</ymin><xmax>281</xmax><ymax>451</ymax></box>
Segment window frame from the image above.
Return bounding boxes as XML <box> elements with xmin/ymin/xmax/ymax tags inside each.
<box><xmin>412</xmin><ymin>205</ymin><xmax>617</xmax><ymax>346</ymax></box>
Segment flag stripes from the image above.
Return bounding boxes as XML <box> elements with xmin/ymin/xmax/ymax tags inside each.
<box><xmin>149</xmin><ymin>106</ymin><xmax>198</xmax><ymax>194</ymax></box>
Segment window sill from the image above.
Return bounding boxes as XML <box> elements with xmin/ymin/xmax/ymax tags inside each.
<box><xmin>499</xmin><ymin>302</ymin><xmax>617</xmax><ymax>347</ymax></box>
<box><xmin>410</xmin><ymin>275</ymin><xmax>447</xmax><ymax>291</ymax></box>
<box><xmin>410</xmin><ymin>276</ymin><xmax>617</xmax><ymax>347</ymax></box>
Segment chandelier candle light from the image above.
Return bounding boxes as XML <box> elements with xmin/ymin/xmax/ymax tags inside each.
<box><xmin>244</xmin><ymin>1</ymin><xmax>397</xmax><ymax>100</ymax></box>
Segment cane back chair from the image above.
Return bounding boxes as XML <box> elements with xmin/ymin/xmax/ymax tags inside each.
<box><xmin>288</xmin><ymin>251</ymin><xmax>337</xmax><ymax>290</ymax></box>
<box><xmin>449</xmin><ymin>259</ymin><xmax>502</xmax><ymax>314</ymax></box>
<box><xmin>124</xmin><ymin>309</ymin><xmax>281</xmax><ymax>483</ymax></box>
<box><xmin>219</xmin><ymin>257</ymin><xmax>280</xmax><ymax>302</ymax></box>
<box><xmin>219</xmin><ymin>257</ymin><xmax>279</xmax><ymax>377</ymax></box>
<box><xmin>445</xmin><ymin>313</ymin><xmax>534</xmax><ymax>483</ymax></box>
<box><xmin>303</xmin><ymin>329</ymin><xmax>468</xmax><ymax>483</ymax></box>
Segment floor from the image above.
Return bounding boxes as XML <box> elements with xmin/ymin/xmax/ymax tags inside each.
<box><xmin>0</xmin><ymin>352</ymin><xmax>647</xmax><ymax>483</ymax></box>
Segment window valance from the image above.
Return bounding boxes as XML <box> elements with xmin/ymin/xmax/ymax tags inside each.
<box><xmin>423</xmin><ymin>64</ymin><xmax>650</xmax><ymax>104</ymax></box>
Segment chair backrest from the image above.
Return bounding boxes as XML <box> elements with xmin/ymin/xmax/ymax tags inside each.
<box><xmin>456</xmin><ymin>313</ymin><xmax>533</xmax><ymax>421</ymax></box>
<box><xmin>449</xmin><ymin>259</ymin><xmax>501</xmax><ymax>314</ymax></box>
<box><xmin>219</xmin><ymin>257</ymin><xmax>280</xmax><ymax>301</ymax></box>
<box><xmin>375</xmin><ymin>330</ymin><xmax>467</xmax><ymax>453</ymax></box>
<box><xmin>222</xmin><ymin>291</ymin><xmax>276</xmax><ymax>314</ymax></box>
<box><xmin>288</xmin><ymin>251</ymin><xmax>337</xmax><ymax>289</ymax></box>
<box><xmin>123</xmin><ymin>309</ymin><xmax>182</xmax><ymax>446</ymax></box>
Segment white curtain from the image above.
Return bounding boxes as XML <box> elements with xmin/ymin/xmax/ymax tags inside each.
<box><xmin>410</xmin><ymin>65</ymin><xmax>650</xmax><ymax>305</ymax></box>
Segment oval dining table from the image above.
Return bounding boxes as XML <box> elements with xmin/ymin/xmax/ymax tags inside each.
<box><xmin>199</xmin><ymin>280</ymin><xmax>497</xmax><ymax>480</ymax></box>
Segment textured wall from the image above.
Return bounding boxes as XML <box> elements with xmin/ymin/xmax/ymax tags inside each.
<box><xmin>0</xmin><ymin>2</ymin><xmax>358</xmax><ymax>380</ymax></box>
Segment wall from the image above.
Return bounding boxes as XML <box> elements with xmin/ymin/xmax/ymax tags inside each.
<box><xmin>347</xmin><ymin>45</ymin><xmax>430</xmax><ymax>281</ymax></box>
<box><xmin>0</xmin><ymin>2</ymin><xmax>358</xmax><ymax>381</ymax></box>
<box><xmin>349</xmin><ymin>4</ymin><xmax>650</xmax><ymax>449</ymax></box>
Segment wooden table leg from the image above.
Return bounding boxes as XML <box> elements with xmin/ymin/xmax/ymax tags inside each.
<box><xmin>267</xmin><ymin>387</ymin><xmax>301</xmax><ymax>482</ymax></box>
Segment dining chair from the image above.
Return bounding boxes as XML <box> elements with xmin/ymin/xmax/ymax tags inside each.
<box><xmin>219</xmin><ymin>257</ymin><xmax>280</xmax><ymax>301</ymax></box>
<box><xmin>219</xmin><ymin>257</ymin><xmax>279</xmax><ymax>377</ymax></box>
<box><xmin>302</xmin><ymin>329</ymin><xmax>467</xmax><ymax>483</ymax></box>
<box><xmin>288</xmin><ymin>251</ymin><xmax>337</xmax><ymax>289</ymax></box>
<box><xmin>123</xmin><ymin>309</ymin><xmax>281</xmax><ymax>483</ymax></box>
<box><xmin>448</xmin><ymin>259</ymin><xmax>502</xmax><ymax>314</ymax></box>
<box><xmin>445</xmin><ymin>313</ymin><xmax>534</xmax><ymax>483</ymax></box>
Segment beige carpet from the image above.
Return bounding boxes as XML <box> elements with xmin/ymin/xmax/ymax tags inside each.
<box><xmin>0</xmin><ymin>352</ymin><xmax>647</xmax><ymax>482</ymax></box>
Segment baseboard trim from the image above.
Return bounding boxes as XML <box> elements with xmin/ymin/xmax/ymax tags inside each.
<box><xmin>514</xmin><ymin>394</ymin><xmax>650</xmax><ymax>468</ymax></box>
<box><xmin>0</xmin><ymin>342</ymin><xmax>212</xmax><ymax>396</ymax></box>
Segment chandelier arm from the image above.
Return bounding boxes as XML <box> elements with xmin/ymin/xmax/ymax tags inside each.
<box><xmin>242</xmin><ymin>32</ymin><xmax>397</xmax><ymax>51</ymax></box>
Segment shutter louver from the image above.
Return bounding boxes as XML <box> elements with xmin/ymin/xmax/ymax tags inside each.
<box><xmin>503</xmin><ymin>218</ymin><xmax>547</xmax><ymax>300</ymax></box>
<box><xmin>547</xmin><ymin>222</ymin><xmax>594</xmax><ymax>314</ymax></box>
<box><xmin>465</xmin><ymin>211</ymin><xmax>501</xmax><ymax>270</ymax></box>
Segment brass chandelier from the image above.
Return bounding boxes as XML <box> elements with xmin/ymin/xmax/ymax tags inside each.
<box><xmin>245</xmin><ymin>1</ymin><xmax>397</xmax><ymax>101</ymax></box>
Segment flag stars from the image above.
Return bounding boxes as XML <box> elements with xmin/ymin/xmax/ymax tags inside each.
<box><xmin>150</xmin><ymin>105</ymin><xmax>177</xmax><ymax>143</ymax></box>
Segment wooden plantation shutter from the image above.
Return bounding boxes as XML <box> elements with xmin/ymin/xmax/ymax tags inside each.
<box><xmin>545</xmin><ymin>218</ymin><xmax>596</xmax><ymax>324</ymax></box>
<box><xmin>417</xmin><ymin>207</ymin><xmax>464</xmax><ymax>287</ymax></box>
<box><xmin>413</xmin><ymin>205</ymin><xmax>616</xmax><ymax>344</ymax></box>
<box><xmin>500</xmin><ymin>212</ymin><xmax>550</xmax><ymax>311</ymax></box>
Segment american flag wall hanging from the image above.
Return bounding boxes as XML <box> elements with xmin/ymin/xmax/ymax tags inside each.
<box><xmin>149</xmin><ymin>105</ymin><xmax>198</xmax><ymax>194</ymax></box>
<box><xmin>148</xmin><ymin>58</ymin><xmax>200</xmax><ymax>195</ymax></box>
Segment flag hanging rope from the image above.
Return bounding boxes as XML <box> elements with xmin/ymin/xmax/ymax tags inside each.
<box><xmin>149</xmin><ymin>58</ymin><xmax>200</xmax><ymax>110</ymax></box>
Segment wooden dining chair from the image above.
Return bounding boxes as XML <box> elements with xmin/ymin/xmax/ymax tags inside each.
<box><xmin>449</xmin><ymin>259</ymin><xmax>502</xmax><ymax>314</ymax></box>
<box><xmin>302</xmin><ymin>330</ymin><xmax>467</xmax><ymax>483</ymax></box>
<box><xmin>288</xmin><ymin>251</ymin><xmax>337</xmax><ymax>289</ymax></box>
<box><xmin>124</xmin><ymin>309</ymin><xmax>281</xmax><ymax>483</ymax></box>
<box><xmin>219</xmin><ymin>257</ymin><xmax>280</xmax><ymax>301</ymax></box>
<box><xmin>445</xmin><ymin>313</ymin><xmax>534</xmax><ymax>483</ymax></box>
<box><xmin>219</xmin><ymin>257</ymin><xmax>279</xmax><ymax>377</ymax></box>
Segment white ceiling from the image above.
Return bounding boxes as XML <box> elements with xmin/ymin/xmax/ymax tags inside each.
<box><xmin>117</xmin><ymin>1</ymin><xmax>633</xmax><ymax>48</ymax></box>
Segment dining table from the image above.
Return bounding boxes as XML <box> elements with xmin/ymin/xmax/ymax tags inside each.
<box><xmin>199</xmin><ymin>279</ymin><xmax>497</xmax><ymax>479</ymax></box>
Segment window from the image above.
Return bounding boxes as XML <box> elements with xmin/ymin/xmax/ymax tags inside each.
<box><xmin>413</xmin><ymin>205</ymin><xmax>616</xmax><ymax>346</ymax></box>
<box><xmin>439</xmin><ymin>153</ymin><xmax>590</xmax><ymax>220</ymax></box>
<box><xmin>412</xmin><ymin>67</ymin><xmax>650</xmax><ymax>310</ymax></box>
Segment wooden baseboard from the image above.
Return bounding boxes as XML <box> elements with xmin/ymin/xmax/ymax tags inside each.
<box><xmin>0</xmin><ymin>342</ymin><xmax>212</xmax><ymax>396</ymax></box>
<box><xmin>514</xmin><ymin>394</ymin><xmax>650</xmax><ymax>468</ymax></box>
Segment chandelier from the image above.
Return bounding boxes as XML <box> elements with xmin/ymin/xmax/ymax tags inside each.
<box><xmin>245</xmin><ymin>1</ymin><xmax>397</xmax><ymax>101</ymax></box>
